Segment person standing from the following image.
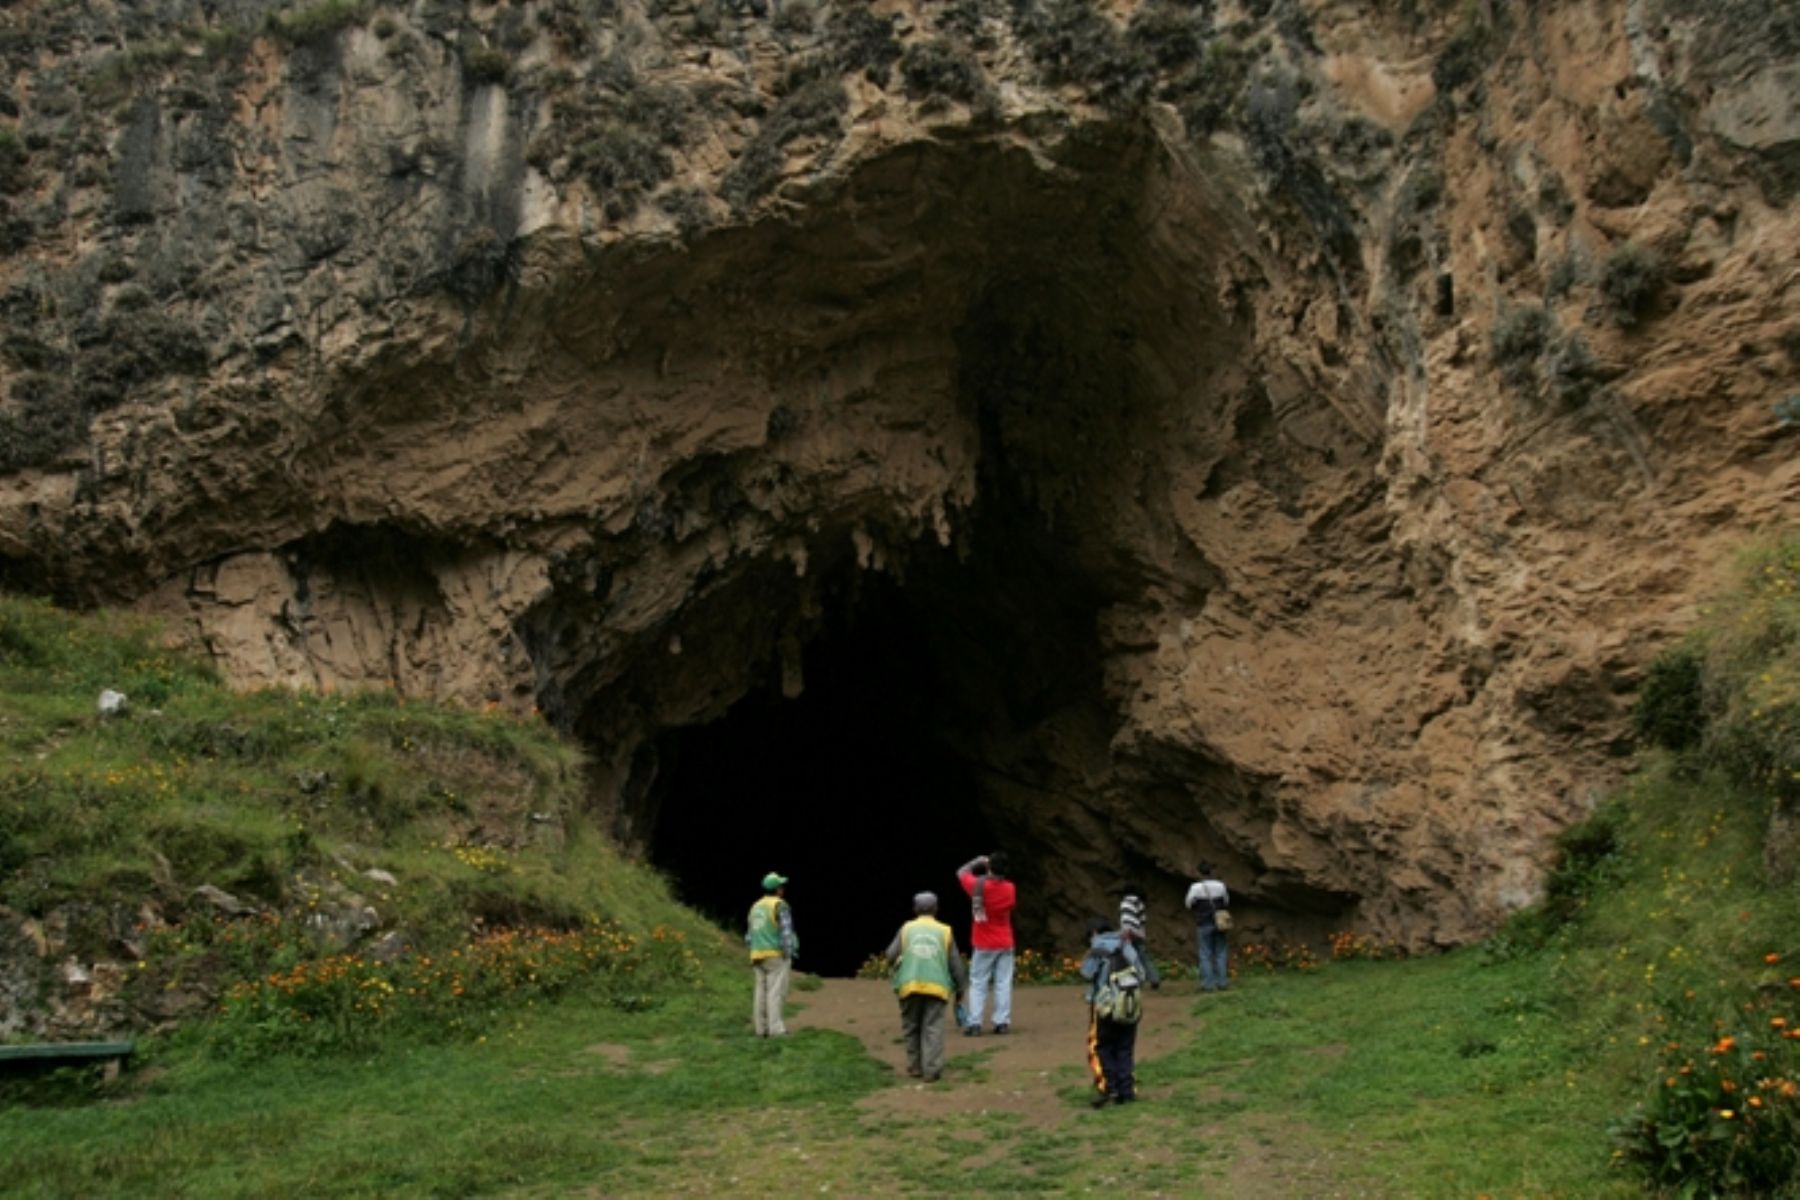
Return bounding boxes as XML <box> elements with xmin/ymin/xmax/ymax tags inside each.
<box><xmin>1184</xmin><ymin>862</ymin><xmax>1231</xmax><ymax>992</ymax></box>
<box><xmin>1081</xmin><ymin>915</ymin><xmax>1150</xmax><ymax>1106</ymax></box>
<box><xmin>1116</xmin><ymin>880</ymin><xmax>1163</xmax><ymax>990</ymax></box>
<box><xmin>957</xmin><ymin>852</ymin><xmax>1017</xmax><ymax>1035</ymax></box>
<box><xmin>747</xmin><ymin>871</ymin><xmax>798</xmax><ymax>1036</ymax></box>
<box><xmin>883</xmin><ymin>891</ymin><xmax>968</xmax><ymax>1082</ymax></box>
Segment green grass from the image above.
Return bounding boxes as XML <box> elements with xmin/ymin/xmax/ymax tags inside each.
<box><xmin>0</xmin><ymin>595</ymin><xmax>716</xmax><ymax>950</ymax></box>
<box><xmin>4</xmin><ymin>537</ymin><xmax>1797</xmax><ymax>1193</ymax></box>
<box><xmin>2</xmin><ymin>978</ymin><xmax>888</xmax><ymax>1197</ymax></box>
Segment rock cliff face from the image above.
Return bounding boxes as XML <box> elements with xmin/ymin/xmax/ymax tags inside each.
<box><xmin>0</xmin><ymin>0</ymin><xmax>1795</xmax><ymax>952</ymax></box>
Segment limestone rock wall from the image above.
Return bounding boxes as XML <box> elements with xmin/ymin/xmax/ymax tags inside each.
<box><xmin>0</xmin><ymin>0</ymin><xmax>1795</xmax><ymax>948</ymax></box>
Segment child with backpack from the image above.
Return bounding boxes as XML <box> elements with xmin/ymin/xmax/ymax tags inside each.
<box><xmin>1079</xmin><ymin>915</ymin><xmax>1154</xmax><ymax>1107</ymax></box>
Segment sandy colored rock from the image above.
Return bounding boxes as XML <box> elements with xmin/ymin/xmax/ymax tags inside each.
<box><xmin>0</xmin><ymin>0</ymin><xmax>1794</xmax><ymax>951</ymax></box>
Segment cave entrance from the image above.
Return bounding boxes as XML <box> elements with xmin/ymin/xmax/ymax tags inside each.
<box><xmin>646</xmin><ymin>569</ymin><xmax>1002</xmax><ymax>976</ymax></box>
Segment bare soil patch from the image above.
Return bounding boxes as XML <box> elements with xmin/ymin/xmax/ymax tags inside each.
<box><xmin>791</xmin><ymin>977</ymin><xmax>1201</xmax><ymax>1127</ymax></box>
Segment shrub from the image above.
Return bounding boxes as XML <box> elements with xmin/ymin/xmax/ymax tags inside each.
<box><xmin>0</xmin><ymin>129</ymin><xmax>28</xmax><ymax>196</ymax></box>
<box><xmin>720</xmin><ymin>77</ymin><xmax>847</xmax><ymax>212</ymax></box>
<box><xmin>577</xmin><ymin>124</ymin><xmax>669</xmax><ymax>219</ymax></box>
<box><xmin>1612</xmin><ymin>952</ymin><xmax>1800</xmax><ymax>1194</ymax></box>
<box><xmin>462</xmin><ymin>45</ymin><xmax>512</xmax><ymax>87</ymax></box>
<box><xmin>826</xmin><ymin>6</ymin><xmax>901</xmax><ymax>86</ymax></box>
<box><xmin>656</xmin><ymin>186</ymin><xmax>712</xmax><ymax>238</ymax></box>
<box><xmin>266</xmin><ymin>0</ymin><xmax>366</xmax><ymax>46</ymax></box>
<box><xmin>1490</xmin><ymin>303</ymin><xmax>1552</xmax><ymax>388</ymax></box>
<box><xmin>772</xmin><ymin>0</ymin><xmax>815</xmax><ymax>36</ymax></box>
<box><xmin>1546</xmin><ymin>247</ymin><xmax>1584</xmax><ymax>299</ymax></box>
<box><xmin>1634</xmin><ymin>644</ymin><xmax>1706</xmax><ymax>751</ymax></box>
<box><xmin>1176</xmin><ymin>37</ymin><xmax>1251</xmax><ymax>135</ymax></box>
<box><xmin>1432</xmin><ymin>13</ymin><xmax>1491</xmax><ymax>94</ymax></box>
<box><xmin>1010</xmin><ymin>0</ymin><xmax>1151</xmax><ymax>112</ymax></box>
<box><xmin>1126</xmin><ymin>0</ymin><xmax>1208</xmax><ymax>71</ymax></box>
<box><xmin>0</xmin><ymin>378</ymin><xmax>83</xmax><ymax>472</ymax></box>
<box><xmin>1547</xmin><ymin>330</ymin><xmax>1604</xmax><ymax>407</ymax></box>
<box><xmin>1487</xmin><ymin>801</ymin><xmax>1626</xmax><ymax>956</ymax></box>
<box><xmin>1598</xmin><ymin>241</ymin><xmax>1664</xmax><ymax>326</ymax></box>
<box><xmin>536</xmin><ymin>65</ymin><xmax>692</xmax><ymax>220</ymax></box>
<box><xmin>899</xmin><ymin>39</ymin><xmax>989</xmax><ymax>108</ymax></box>
<box><xmin>937</xmin><ymin>0</ymin><xmax>999</xmax><ymax>49</ymax></box>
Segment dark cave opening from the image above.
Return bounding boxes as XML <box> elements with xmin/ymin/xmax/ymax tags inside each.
<box><xmin>646</xmin><ymin>569</ymin><xmax>1004</xmax><ymax>977</ymax></box>
<box><xmin>636</xmin><ymin>265</ymin><xmax>1152</xmax><ymax>973</ymax></box>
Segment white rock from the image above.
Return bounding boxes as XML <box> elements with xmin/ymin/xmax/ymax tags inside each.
<box><xmin>363</xmin><ymin>868</ymin><xmax>398</xmax><ymax>887</ymax></box>
<box><xmin>97</xmin><ymin>689</ymin><xmax>128</xmax><ymax>717</ymax></box>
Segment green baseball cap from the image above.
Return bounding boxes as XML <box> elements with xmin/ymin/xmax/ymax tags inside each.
<box><xmin>762</xmin><ymin>872</ymin><xmax>788</xmax><ymax>891</ymax></box>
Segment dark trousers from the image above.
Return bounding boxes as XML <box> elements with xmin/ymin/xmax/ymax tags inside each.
<box><xmin>899</xmin><ymin>994</ymin><xmax>948</xmax><ymax>1079</ymax></box>
<box><xmin>1086</xmin><ymin>1008</ymin><xmax>1138</xmax><ymax>1100</ymax></box>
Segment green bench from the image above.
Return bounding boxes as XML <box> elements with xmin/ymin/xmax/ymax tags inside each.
<box><xmin>0</xmin><ymin>1041</ymin><xmax>135</xmax><ymax>1081</ymax></box>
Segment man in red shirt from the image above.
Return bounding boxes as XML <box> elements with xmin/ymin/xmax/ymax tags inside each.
<box><xmin>957</xmin><ymin>852</ymin><xmax>1017</xmax><ymax>1034</ymax></box>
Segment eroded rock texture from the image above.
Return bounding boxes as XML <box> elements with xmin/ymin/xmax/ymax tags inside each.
<box><xmin>0</xmin><ymin>0</ymin><xmax>1795</xmax><ymax>951</ymax></box>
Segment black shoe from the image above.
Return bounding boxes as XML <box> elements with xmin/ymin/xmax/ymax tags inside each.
<box><xmin>924</xmin><ymin>1073</ymin><xmax>941</xmax><ymax>1082</ymax></box>
<box><xmin>907</xmin><ymin>1066</ymin><xmax>923</xmax><ymax>1078</ymax></box>
<box><xmin>1090</xmin><ymin>1093</ymin><xmax>1110</xmax><ymax>1109</ymax></box>
<box><xmin>993</xmin><ymin>1023</ymin><xmax>1009</xmax><ymax>1035</ymax></box>
<box><xmin>962</xmin><ymin>1025</ymin><xmax>981</xmax><ymax>1037</ymax></box>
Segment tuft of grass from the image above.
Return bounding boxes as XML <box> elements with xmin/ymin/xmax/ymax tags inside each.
<box><xmin>266</xmin><ymin>0</ymin><xmax>367</xmax><ymax>46</ymax></box>
<box><xmin>1597</xmin><ymin>241</ymin><xmax>1664</xmax><ymax>327</ymax></box>
<box><xmin>1490</xmin><ymin>303</ymin><xmax>1553</xmax><ymax>390</ymax></box>
<box><xmin>461</xmin><ymin>44</ymin><xmax>511</xmax><ymax>87</ymax></box>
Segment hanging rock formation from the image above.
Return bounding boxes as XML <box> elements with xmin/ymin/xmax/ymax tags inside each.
<box><xmin>0</xmin><ymin>0</ymin><xmax>1795</xmax><ymax>949</ymax></box>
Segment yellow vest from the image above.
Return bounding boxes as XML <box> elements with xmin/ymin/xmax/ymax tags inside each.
<box><xmin>748</xmin><ymin>895</ymin><xmax>786</xmax><ymax>962</ymax></box>
<box><xmin>894</xmin><ymin>917</ymin><xmax>955</xmax><ymax>1001</ymax></box>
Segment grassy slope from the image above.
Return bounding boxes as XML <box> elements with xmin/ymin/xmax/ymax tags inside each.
<box><xmin>0</xmin><ymin>595</ymin><xmax>724</xmax><ymax>963</ymax></box>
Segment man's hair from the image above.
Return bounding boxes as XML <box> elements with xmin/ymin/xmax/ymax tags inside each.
<box><xmin>1086</xmin><ymin>915</ymin><xmax>1112</xmax><ymax>936</ymax></box>
<box><xmin>987</xmin><ymin>851</ymin><xmax>1010</xmax><ymax>877</ymax></box>
<box><xmin>1116</xmin><ymin>880</ymin><xmax>1143</xmax><ymax>896</ymax></box>
<box><xmin>1197</xmin><ymin>861</ymin><xmax>1216</xmax><ymax>877</ymax></box>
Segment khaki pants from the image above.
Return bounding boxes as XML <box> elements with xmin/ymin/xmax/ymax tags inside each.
<box><xmin>752</xmin><ymin>956</ymin><xmax>790</xmax><ymax>1036</ymax></box>
<box><xmin>899</xmin><ymin>994</ymin><xmax>948</xmax><ymax>1079</ymax></box>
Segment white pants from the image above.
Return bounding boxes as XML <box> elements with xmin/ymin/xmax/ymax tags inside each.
<box><xmin>752</xmin><ymin>956</ymin><xmax>790</xmax><ymax>1036</ymax></box>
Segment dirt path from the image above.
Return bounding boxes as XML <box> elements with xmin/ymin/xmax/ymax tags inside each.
<box><xmin>790</xmin><ymin>978</ymin><xmax>1203</xmax><ymax>1126</ymax></box>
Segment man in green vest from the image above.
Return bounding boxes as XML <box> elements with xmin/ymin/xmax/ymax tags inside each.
<box><xmin>746</xmin><ymin>872</ymin><xmax>798</xmax><ymax>1037</ymax></box>
<box><xmin>882</xmin><ymin>892</ymin><xmax>968</xmax><ymax>1082</ymax></box>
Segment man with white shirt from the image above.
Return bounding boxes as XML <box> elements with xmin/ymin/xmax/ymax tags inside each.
<box><xmin>1184</xmin><ymin>863</ymin><xmax>1231</xmax><ymax>992</ymax></box>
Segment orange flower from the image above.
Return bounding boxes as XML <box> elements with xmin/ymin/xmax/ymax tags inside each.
<box><xmin>1721</xmin><ymin>1080</ymin><xmax>1737</xmax><ymax>1093</ymax></box>
<box><xmin>1711</xmin><ymin>1036</ymin><xmax>1737</xmax><ymax>1054</ymax></box>
<box><xmin>1768</xmin><ymin>953</ymin><xmax>1783</xmax><ymax>965</ymax></box>
<box><xmin>1748</xmin><ymin>1096</ymin><xmax>1764</xmax><ymax>1109</ymax></box>
<box><xmin>1772</xmin><ymin>1017</ymin><xmax>1789</xmax><ymax>1029</ymax></box>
